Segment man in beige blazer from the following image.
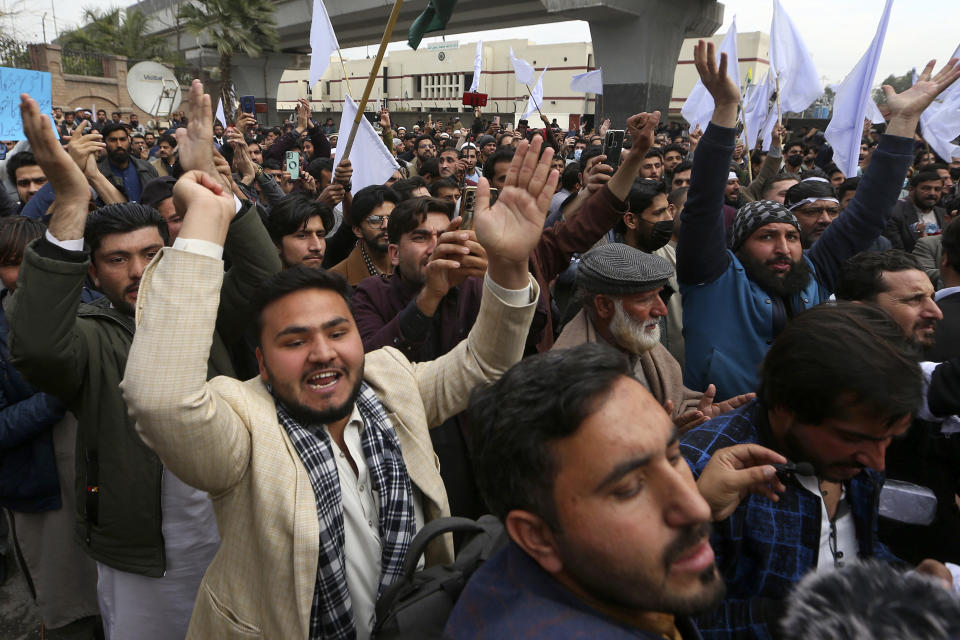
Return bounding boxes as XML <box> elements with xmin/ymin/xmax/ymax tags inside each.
<box><xmin>121</xmin><ymin>80</ymin><xmax>556</xmax><ymax>640</ymax></box>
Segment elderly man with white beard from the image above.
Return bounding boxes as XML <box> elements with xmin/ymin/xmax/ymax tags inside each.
<box><xmin>553</xmin><ymin>243</ymin><xmax>752</xmax><ymax>432</ymax></box>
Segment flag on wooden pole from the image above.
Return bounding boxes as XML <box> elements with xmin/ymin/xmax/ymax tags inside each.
<box><xmin>408</xmin><ymin>0</ymin><xmax>457</xmax><ymax>50</ymax></box>
<box><xmin>917</xmin><ymin>43</ymin><xmax>960</xmax><ymax>163</ymax></box>
<box><xmin>309</xmin><ymin>0</ymin><xmax>340</xmax><ymax>88</ymax></box>
<box><xmin>215</xmin><ymin>98</ymin><xmax>226</xmax><ymax>128</ymax></box>
<box><xmin>333</xmin><ymin>95</ymin><xmax>399</xmax><ymax>194</ymax></box>
<box><xmin>469</xmin><ymin>40</ymin><xmax>483</xmax><ymax>92</ymax></box>
<box><xmin>825</xmin><ymin>0</ymin><xmax>893</xmax><ymax>177</ymax></box>
<box><xmin>570</xmin><ymin>68</ymin><xmax>603</xmax><ymax>94</ymax></box>
<box><xmin>770</xmin><ymin>0</ymin><xmax>822</xmax><ymax>113</ymax></box>
<box><xmin>522</xmin><ymin>66</ymin><xmax>548</xmax><ymax>119</ymax></box>
<box><xmin>510</xmin><ymin>47</ymin><xmax>535</xmax><ymax>86</ymax></box>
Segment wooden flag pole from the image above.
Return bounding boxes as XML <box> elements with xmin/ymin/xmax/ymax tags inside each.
<box><xmin>336</xmin><ymin>49</ymin><xmax>356</xmax><ymax>98</ymax></box>
<box><xmin>339</xmin><ymin>0</ymin><xmax>404</xmax><ymax>163</ymax></box>
<box><xmin>524</xmin><ymin>82</ymin><xmax>547</xmax><ymax>122</ymax></box>
<box><xmin>775</xmin><ymin>78</ymin><xmax>781</xmax><ymax>124</ymax></box>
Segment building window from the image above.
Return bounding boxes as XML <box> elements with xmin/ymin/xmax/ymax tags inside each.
<box><xmin>419</xmin><ymin>73</ymin><xmax>464</xmax><ymax>102</ymax></box>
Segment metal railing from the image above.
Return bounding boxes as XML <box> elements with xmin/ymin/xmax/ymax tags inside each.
<box><xmin>61</xmin><ymin>49</ymin><xmax>107</xmax><ymax>76</ymax></box>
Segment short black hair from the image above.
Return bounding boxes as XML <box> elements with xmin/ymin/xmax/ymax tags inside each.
<box><xmin>414</xmin><ymin>134</ymin><xmax>435</xmax><ymax>150</ymax></box>
<box><xmin>263</xmin><ymin>158</ymin><xmax>282</xmax><ymax>171</ymax></box>
<box><xmin>914</xmin><ymin>149</ymin><xmax>936</xmax><ymax>166</ymax></box>
<box><xmin>911</xmin><ymin>169</ymin><xmax>944</xmax><ymax>188</ymax></box>
<box><xmin>84</xmin><ymin>203</ymin><xmax>169</xmax><ymax>255</ymax></box>
<box><xmin>0</xmin><ymin>216</ymin><xmax>44</xmax><ymax>266</ymax></box>
<box><xmin>560</xmin><ymin>163</ymin><xmax>580</xmax><ymax>191</ymax></box>
<box><xmin>785</xmin><ymin>139</ymin><xmax>807</xmax><ymax>154</ymax></box>
<box><xmin>387</xmin><ymin>196</ymin><xmax>455</xmax><ymax>243</ymax></box>
<box><xmin>671</xmin><ymin>159</ymin><xmax>693</xmax><ymax>176</ymax></box>
<box><xmin>785</xmin><ymin>178</ymin><xmax>837</xmax><ymax>208</ymax></box>
<box><xmin>307</xmin><ymin>158</ymin><xmax>333</xmax><ymax>183</ymax></box>
<box><xmin>483</xmin><ymin>148</ymin><xmax>514</xmax><ymax>181</ymax></box>
<box><xmin>427</xmin><ymin>177</ymin><xmax>459</xmax><ymax>197</ymax></box>
<box><xmin>266</xmin><ymin>193</ymin><xmax>335</xmax><ymax>244</ymax></box>
<box><xmin>627</xmin><ymin>178</ymin><xmax>667</xmax><ymax>215</ymax></box>
<box><xmin>835</xmin><ymin>250</ymin><xmax>923</xmax><ymax>303</ymax></box>
<box><xmin>644</xmin><ymin>147</ymin><xmax>664</xmax><ymax>159</ymax></box>
<box><xmin>837</xmin><ymin>177</ymin><xmax>860</xmax><ymax>202</ymax></box>
<box><xmin>350</xmin><ymin>184</ymin><xmax>400</xmax><ymax>227</ymax></box>
<box><xmin>100</xmin><ymin>121</ymin><xmax>128</xmax><ymax>139</ymax></box>
<box><xmin>419</xmin><ymin>158</ymin><xmax>441</xmax><ymax>180</ymax></box>
<box><xmin>663</xmin><ymin>143</ymin><xmax>685</xmax><ymax>157</ymax></box>
<box><xmin>251</xmin><ymin>266</ymin><xmax>351</xmax><ymax>344</ymax></box>
<box><xmin>578</xmin><ymin>145</ymin><xmax>604</xmax><ymax>173</ymax></box>
<box><xmin>758</xmin><ymin>302</ymin><xmax>921</xmax><ymax>427</ymax></box>
<box><xmin>6</xmin><ymin>151</ymin><xmax>38</xmax><ymax>185</ymax></box>
<box><xmin>469</xmin><ymin>342</ymin><xmax>631</xmax><ymax>528</ymax></box>
<box><xmin>943</xmin><ymin>213</ymin><xmax>960</xmax><ymax>271</ymax></box>
<box><xmin>158</xmin><ymin>133</ymin><xmax>177</xmax><ymax>148</ymax></box>
<box><xmin>668</xmin><ymin>186</ymin><xmax>689</xmax><ymax>208</ymax></box>
<box><xmin>390</xmin><ymin>176</ymin><xmax>428</xmax><ymax>203</ymax></box>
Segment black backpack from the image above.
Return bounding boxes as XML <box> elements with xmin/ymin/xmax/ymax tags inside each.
<box><xmin>373</xmin><ymin>515</ymin><xmax>506</xmax><ymax>639</ymax></box>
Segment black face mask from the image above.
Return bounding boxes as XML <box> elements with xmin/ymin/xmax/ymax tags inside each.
<box><xmin>638</xmin><ymin>219</ymin><xmax>675</xmax><ymax>252</ymax></box>
<box><xmin>786</xmin><ymin>154</ymin><xmax>804</xmax><ymax>168</ymax></box>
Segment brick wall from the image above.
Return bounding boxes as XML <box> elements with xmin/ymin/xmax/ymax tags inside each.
<box><xmin>29</xmin><ymin>43</ymin><xmax>185</xmax><ymax>130</ymax></box>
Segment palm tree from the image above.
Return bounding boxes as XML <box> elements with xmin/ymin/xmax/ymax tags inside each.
<box><xmin>177</xmin><ymin>0</ymin><xmax>279</xmax><ymax>108</ymax></box>
<box><xmin>58</xmin><ymin>8</ymin><xmax>174</xmax><ymax>62</ymax></box>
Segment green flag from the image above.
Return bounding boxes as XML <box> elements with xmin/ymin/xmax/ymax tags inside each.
<box><xmin>407</xmin><ymin>0</ymin><xmax>457</xmax><ymax>50</ymax></box>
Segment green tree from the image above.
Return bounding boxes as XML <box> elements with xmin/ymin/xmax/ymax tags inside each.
<box><xmin>58</xmin><ymin>8</ymin><xmax>176</xmax><ymax>62</ymax></box>
<box><xmin>873</xmin><ymin>71</ymin><xmax>914</xmax><ymax>105</ymax></box>
<box><xmin>177</xmin><ymin>0</ymin><xmax>278</xmax><ymax>108</ymax></box>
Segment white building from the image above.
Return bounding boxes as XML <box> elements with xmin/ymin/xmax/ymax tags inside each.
<box><xmin>276</xmin><ymin>31</ymin><xmax>771</xmax><ymax>126</ymax></box>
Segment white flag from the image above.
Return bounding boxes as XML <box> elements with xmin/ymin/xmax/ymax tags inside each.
<box><xmin>510</xmin><ymin>47</ymin><xmax>535</xmax><ymax>86</ymax></box>
<box><xmin>309</xmin><ymin>0</ymin><xmax>340</xmax><ymax>88</ymax></box>
<box><xmin>865</xmin><ymin>99</ymin><xmax>886</xmax><ymax>125</ymax></box>
<box><xmin>918</xmin><ymin>43</ymin><xmax>960</xmax><ymax>163</ymax></box>
<box><xmin>215</xmin><ymin>98</ymin><xmax>227</xmax><ymax>128</ymax></box>
<box><xmin>469</xmin><ymin>40</ymin><xmax>482</xmax><ymax>92</ymax></box>
<box><xmin>522</xmin><ymin>66</ymin><xmax>547</xmax><ymax>119</ymax></box>
<box><xmin>570</xmin><ymin>68</ymin><xmax>603</xmax><ymax>94</ymax></box>
<box><xmin>333</xmin><ymin>95</ymin><xmax>399</xmax><ymax>195</ymax></box>
<box><xmin>825</xmin><ymin>0</ymin><xmax>893</xmax><ymax>177</ymax></box>
<box><xmin>770</xmin><ymin>0</ymin><xmax>822</xmax><ymax>113</ymax></box>
<box><xmin>681</xmin><ymin>17</ymin><xmax>740</xmax><ymax>131</ymax></box>
<box><xmin>743</xmin><ymin>72</ymin><xmax>774</xmax><ymax>150</ymax></box>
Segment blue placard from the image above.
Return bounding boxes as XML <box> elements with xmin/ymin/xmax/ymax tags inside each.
<box><xmin>0</xmin><ymin>67</ymin><xmax>53</xmax><ymax>139</ymax></box>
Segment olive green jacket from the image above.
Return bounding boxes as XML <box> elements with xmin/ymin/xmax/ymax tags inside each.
<box><xmin>8</xmin><ymin>204</ymin><xmax>280</xmax><ymax>576</ymax></box>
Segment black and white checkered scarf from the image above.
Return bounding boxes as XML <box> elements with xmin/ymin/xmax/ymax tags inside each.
<box><xmin>274</xmin><ymin>381</ymin><xmax>414</xmax><ymax>640</ymax></box>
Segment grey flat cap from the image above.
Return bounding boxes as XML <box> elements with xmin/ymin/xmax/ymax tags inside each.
<box><xmin>576</xmin><ymin>243</ymin><xmax>673</xmax><ymax>295</ymax></box>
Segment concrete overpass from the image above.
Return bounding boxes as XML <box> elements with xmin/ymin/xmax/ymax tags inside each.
<box><xmin>132</xmin><ymin>0</ymin><xmax>723</xmax><ymax>125</ymax></box>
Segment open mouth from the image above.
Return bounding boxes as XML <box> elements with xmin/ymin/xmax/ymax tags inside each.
<box><xmin>304</xmin><ymin>370</ymin><xmax>341</xmax><ymax>391</ymax></box>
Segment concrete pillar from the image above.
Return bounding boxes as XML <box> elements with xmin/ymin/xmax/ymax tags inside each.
<box><xmin>544</xmin><ymin>0</ymin><xmax>722</xmax><ymax>127</ymax></box>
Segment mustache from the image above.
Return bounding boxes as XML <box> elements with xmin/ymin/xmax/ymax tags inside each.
<box><xmin>663</xmin><ymin>521</ymin><xmax>712</xmax><ymax>570</ymax></box>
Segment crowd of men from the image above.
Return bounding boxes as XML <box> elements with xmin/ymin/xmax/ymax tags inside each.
<box><xmin>1</xmin><ymin>39</ymin><xmax>960</xmax><ymax>640</ymax></box>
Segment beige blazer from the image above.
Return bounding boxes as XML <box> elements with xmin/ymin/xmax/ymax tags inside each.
<box><xmin>121</xmin><ymin>248</ymin><xmax>537</xmax><ymax>639</ymax></box>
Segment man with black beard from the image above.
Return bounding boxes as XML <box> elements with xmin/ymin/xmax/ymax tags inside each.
<box><xmin>681</xmin><ymin>303</ymin><xmax>951</xmax><ymax>640</ymax></box>
<box><xmin>96</xmin><ymin>121</ymin><xmax>158</xmax><ymax>203</ymax></box>
<box><xmin>884</xmin><ymin>169</ymin><xmax>949</xmax><ymax>252</ymax></box>
<box><xmin>676</xmin><ymin>41</ymin><xmax>960</xmax><ymax>400</ymax></box>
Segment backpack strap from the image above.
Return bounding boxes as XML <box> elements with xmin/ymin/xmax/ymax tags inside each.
<box><xmin>399</xmin><ymin>517</ymin><xmax>487</xmax><ymax>577</ymax></box>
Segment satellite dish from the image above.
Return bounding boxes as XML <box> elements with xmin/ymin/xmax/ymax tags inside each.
<box><xmin>127</xmin><ymin>61</ymin><xmax>182</xmax><ymax>118</ymax></box>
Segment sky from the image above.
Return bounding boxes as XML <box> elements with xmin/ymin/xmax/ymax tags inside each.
<box><xmin>9</xmin><ymin>0</ymin><xmax>959</xmax><ymax>86</ymax></box>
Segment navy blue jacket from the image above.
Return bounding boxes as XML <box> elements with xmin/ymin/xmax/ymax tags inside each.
<box><xmin>677</xmin><ymin>124</ymin><xmax>914</xmax><ymax>398</ymax></box>
<box><xmin>446</xmin><ymin>540</ymin><xmax>702</xmax><ymax>639</ymax></box>
<box><xmin>0</xmin><ymin>291</ymin><xmax>66</xmax><ymax>512</ymax></box>
<box><xmin>680</xmin><ymin>401</ymin><xmax>897</xmax><ymax>640</ymax></box>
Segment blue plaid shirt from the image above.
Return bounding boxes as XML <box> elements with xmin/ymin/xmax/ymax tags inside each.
<box><xmin>680</xmin><ymin>401</ymin><xmax>897</xmax><ymax>640</ymax></box>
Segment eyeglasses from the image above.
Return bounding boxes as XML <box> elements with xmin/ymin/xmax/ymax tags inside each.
<box><xmin>365</xmin><ymin>215</ymin><xmax>390</xmax><ymax>227</ymax></box>
<box><xmin>418</xmin><ymin>143</ymin><xmax>436</xmax><ymax>150</ymax></box>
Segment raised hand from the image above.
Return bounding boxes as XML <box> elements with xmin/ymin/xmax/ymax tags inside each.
<box><xmin>173</xmin><ymin>169</ymin><xmax>236</xmax><ymax>246</ymax></box>
<box><xmin>625</xmin><ymin>111</ymin><xmax>661</xmax><ymax>156</ymax></box>
<box><xmin>66</xmin><ymin>122</ymin><xmax>106</xmax><ymax>178</ymax></box>
<box><xmin>697</xmin><ymin>384</ymin><xmax>757</xmax><ymax>419</ymax></box>
<box><xmin>296</xmin><ymin>98</ymin><xmax>311</xmax><ymax>132</ymax></box>
<box><xmin>379</xmin><ymin>108</ymin><xmax>391</xmax><ymax>130</ymax></box>
<box><xmin>693</xmin><ymin>40</ymin><xmax>739</xmax><ymax>129</ymax></box>
<box><xmin>885</xmin><ymin>58</ymin><xmax>960</xmax><ymax>138</ymax></box>
<box><xmin>474</xmin><ymin>135</ymin><xmax>558</xmax><ymax>289</ymax></box>
<box><xmin>176</xmin><ymin>79</ymin><xmax>216</xmax><ymax>175</ymax></box>
<box><xmin>697</xmin><ymin>444</ymin><xmax>787</xmax><ymax>521</ymax></box>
